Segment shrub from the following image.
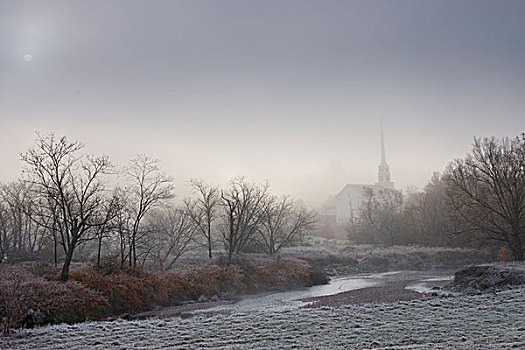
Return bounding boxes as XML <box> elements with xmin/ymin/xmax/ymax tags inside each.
<box><xmin>1</xmin><ymin>257</ymin><xmax>326</xmax><ymax>332</ymax></box>
<box><xmin>0</xmin><ymin>266</ymin><xmax>32</xmax><ymax>334</ymax></box>
<box><xmin>69</xmin><ymin>266</ymin><xmax>246</xmax><ymax>313</ymax></box>
<box><xmin>69</xmin><ymin>267</ymin><xmax>157</xmax><ymax>315</ymax></box>
<box><xmin>0</xmin><ymin>266</ymin><xmax>107</xmax><ymax>333</ymax></box>
<box><xmin>155</xmin><ymin>273</ymin><xmax>192</xmax><ymax>305</ymax></box>
<box><xmin>18</xmin><ymin>280</ymin><xmax>108</xmax><ymax>325</ymax></box>
<box><xmin>186</xmin><ymin>266</ymin><xmax>246</xmax><ymax>298</ymax></box>
<box><xmin>249</xmin><ymin>258</ymin><xmax>312</xmax><ymax>291</ymax></box>
<box><xmin>156</xmin><ymin>267</ymin><xmax>246</xmax><ymax>306</ymax></box>
<box><xmin>15</xmin><ymin>261</ymin><xmax>60</xmax><ymax>280</ymax></box>
<box><xmin>308</xmin><ymin>268</ymin><xmax>330</xmax><ymax>286</ymax></box>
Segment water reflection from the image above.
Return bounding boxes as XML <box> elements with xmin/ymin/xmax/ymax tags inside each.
<box><xmin>196</xmin><ymin>276</ymin><xmax>381</xmax><ymax>313</ymax></box>
<box><xmin>194</xmin><ymin>270</ymin><xmax>454</xmax><ymax>314</ymax></box>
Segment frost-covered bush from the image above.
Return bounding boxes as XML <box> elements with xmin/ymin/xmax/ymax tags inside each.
<box><xmin>248</xmin><ymin>258</ymin><xmax>312</xmax><ymax>290</ymax></box>
<box><xmin>183</xmin><ymin>266</ymin><xmax>247</xmax><ymax>299</ymax></box>
<box><xmin>69</xmin><ymin>266</ymin><xmax>247</xmax><ymax>312</ymax></box>
<box><xmin>17</xmin><ymin>280</ymin><xmax>108</xmax><ymax>324</ymax></box>
<box><xmin>156</xmin><ymin>267</ymin><xmax>247</xmax><ymax>305</ymax></box>
<box><xmin>69</xmin><ymin>267</ymin><xmax>157</xmax><ymax>315</ymax></box>
<box><xmin>14</xmin><ymin>261</ymin><xmax>60</xmax><ymax>280</ymax></box>
<box><xmin>0</xmin><ymin>266</ymin><xmax>31</xmax><ymax>334</ymax></box>
<box><xmin>0</xmin><ymin>266</ymin><xmax>107</xmax><ymax>333</ymax></box>
<box><xmin>1</xmin><ymin>258</ymin><xmax>327</xmax><ymax>332</ymax></box>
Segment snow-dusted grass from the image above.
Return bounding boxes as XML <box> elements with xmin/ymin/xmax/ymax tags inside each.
<box><xmin>173</xmin><ymin>244</ymin><xmax>488</xmax><ymax>269</ymax></box>
<box><xmin>280</xmin><ymin>244</ymin><xmax>490</xmax><ymax>276</ymax></box>
<box><xmin>280</xmin><ymin>244</ymin><xmax>487</xmax><ymax>263</ymax></box>
<box><xmin>3</xmin><ymin>287</ymin><xmax>524</xmax><ymax>349</ymax></box>
<box><xmin>154</xmin><ymin>244</ymin><xmax>490</xmax><ymax>279</ymax></box>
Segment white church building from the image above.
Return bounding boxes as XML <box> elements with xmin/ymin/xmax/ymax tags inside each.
<box><xmin>335</xmin><ymin>125</ymin><xmax>394</xmax><ymax>223</ymax></box>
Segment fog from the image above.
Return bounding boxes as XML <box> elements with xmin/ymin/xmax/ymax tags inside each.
<box><xmin>2</xmin><ymin>3</ymin><xmax>525</xmax><ymax>348</ymax></box>
<box><xmin>1</xmin><ymin>0</ymin><xmax>524</xmax><ymax>207</ymax></box>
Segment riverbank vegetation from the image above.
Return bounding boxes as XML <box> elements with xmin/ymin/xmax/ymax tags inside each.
<box><xmin>0</xmin><ymin>257</ymin><xmax>323</xmax><ymax>333</ymax></box>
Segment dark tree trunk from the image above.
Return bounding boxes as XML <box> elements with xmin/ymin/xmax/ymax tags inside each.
<box><xmin>60</xmin><ymin>248</ymin><xmax>74</xmax><ymax>281</ymax></box>
<box><xmin>132</xmin><ymin>233</ymin><xmax>137</xmax><ymax>267</ymax></box>
<box><xmin>97</xmin><ymin>234</ymin><xmax>103</xmax><ymax>272</ymax></box>
<box><xmin>129</xmin><ymin>242</ymin><xmax>133</xmax><ymax>268</ymax></box>
<box><xmin>510</xmin><ymin>234</ymin><xmax>524</xmax><ymax>261</ymax></box>
<box><xmin>227</xmin><ymin>248</ymin><xmax>233</xmax><ymax>266</ymax></box>
<box><xmin>60</xmin><ymin>230</ymin><xmax>78</xmax><ymax>281</ymax></box>
<box><xmin>52</xmin><ymin>223</ymin><xmax>58</xmax><ymax>267</ymax></box>
<box><xmin>208</xmin><ymin>234</ymin><xmax>212</xmax><ymax>259</ymax></box>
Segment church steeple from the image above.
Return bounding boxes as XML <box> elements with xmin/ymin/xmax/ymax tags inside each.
<box><xmin>380</xmin><ymin>121</ymin><xmax>387</xmax><ymax>166</ymax></box>
<box><xmin>377</xmin><ymin>121</ymin><xmax>394</xmax><ymax>188</ymax></box>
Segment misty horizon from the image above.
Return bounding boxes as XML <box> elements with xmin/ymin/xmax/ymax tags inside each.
<box><xmin>1</xmin><ymin>0</ymin><xmax>524</xmax><ymax>207</ymax></box>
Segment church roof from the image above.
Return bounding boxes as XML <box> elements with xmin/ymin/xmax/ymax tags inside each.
<box><xmin>335</xmin><ymin>183</ymin><xmax>383</xmax><ymax>198</ymax></box>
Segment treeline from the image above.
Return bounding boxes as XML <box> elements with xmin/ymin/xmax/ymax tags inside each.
<box><xmin>0</xmin><ymin>133</ymin><xmax>316</xmax><ymax>281</ymax></box>
<box><xmin>348</xmin><ymin>134</ymin><xmax>525</xmax><ymax>261</ymax></box>
<box><xmin>348</xmin><ymin>173</ymin><xmax>458</xmax><ymax>247</ymax></box>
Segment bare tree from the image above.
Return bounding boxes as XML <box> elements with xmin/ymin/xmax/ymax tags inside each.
<box><xmin>0</xmin><ymin>201</ymin><xmax>8</xmax><ymax>262</ymax></box>
<box><xmin>147</xmin><ymin>207</ymin><xmax>198</xmax><ymax>272</ymax></box>
<box><xmin>219</xmin><ymin>177</ymin><xmax>270</xmax><ymax>265</ymax></box>
<box><xmin>0</xmin><ymin>183</ymin><xmax>26</xmax><ymax>258</ymax></box>
<box><xmin>258</xmin><ymin>195</ymin><xmax>316</xmax><ymax>255</ymax></box>
<box><xmin>110</xmin><ymin>187</ymin><xmax>133</xmax><ymax>268</ymax></box>
<box><xmin>412</xmin><ymin>173</ymin><xmax>462</xmax><ymax>246</ymax></box>
<box><xmin>354</xmin><ymin>187</ymin><xmax>404</xmax><ymax>245</ymax></box>
<box><xmin>0</xmin><ymin>181</ymin><xmax>48</xmax><ymax>260</ymax></box>
<box><xmin>93</xmin><ymin>190</ymin><xmax>121</xmax><ymax>272</ymax></box>
<box><xmin>444</xmin><ymin>135</ymin><xmax>525</xmax><ymax>260</ymax></box>
<box><xmin>184</xmin><ymin>179</ymin><xmax>220</xmax><ymax>259</ymax></box>
<box><xmin>124</xmin><ymin>154</ymin><xmax>174</xmax><ymax>267</ymax></box>
<box><xmin>20</xmin><ymin>133</ymin><xmax>114</xmax><ymax>281</ymax></box>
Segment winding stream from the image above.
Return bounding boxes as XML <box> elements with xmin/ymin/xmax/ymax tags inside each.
<box><xmin>195</xmin><ymin>270</ymin><xmax>453</xmax><ymax>314</ymax></box>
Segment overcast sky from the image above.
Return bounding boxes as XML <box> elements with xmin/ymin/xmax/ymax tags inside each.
<box><xmin>1</xmin><ymin>0</ymin><xmax>524</xmax><ymax>206</ymax></box>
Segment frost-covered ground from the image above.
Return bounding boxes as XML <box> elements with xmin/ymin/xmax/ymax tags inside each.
<box><xmin>174</xmin><ymin>244</ymin><xmax>490</xmax><ymax>271</ymax></box>
<box><xmin>3</xmin><ymin>286</ymin><xmax>524</xmax><ymax>349</ymax></box>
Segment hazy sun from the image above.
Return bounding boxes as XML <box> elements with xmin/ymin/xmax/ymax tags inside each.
<box><xmin>23</xmin><ymin>54</ymin><xmax>33</xmax><ymax>63</ymax></box>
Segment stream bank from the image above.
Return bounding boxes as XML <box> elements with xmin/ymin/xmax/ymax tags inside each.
<box><xmin>134</xmin><ymin>269</ymin><xmax>455</xmax><ymax>319</ymax></box>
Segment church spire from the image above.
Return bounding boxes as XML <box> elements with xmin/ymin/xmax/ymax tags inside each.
<box><xmin>380</xmin><ymin>120</ymin><xmax>387</xmax><ymax>166</ymax></box>
<box><xmin>377</xmin><ymin>121</ymin><xmax>394</xmax><ymax>188</ymax></box>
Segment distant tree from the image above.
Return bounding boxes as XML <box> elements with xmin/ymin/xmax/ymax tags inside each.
<box><xmin>93</xmin><ymin>190</ymin><xmax>120</xmax><ymax>272</ymax></box>
<box><xmin>354</xmin><ymin>187</ymin><xmax>404</xmax><ymax>245</ymax></box>
<box><xmin>0</xmin><ymin>181</ymin><xmax>49</xmax><ymax>261</ymax></box>
<box><xmin>20</xmin><ymin>133</ymin><xmax>114</xmax><ymax>281</ymax></box>
<box><xmin>184</xmin><ymin>179</ymin><xmax>220</xmax><ymax>259</ymax></box>
<box><xmin>444</xmin><ymin>135</ymin><xmax>525</xmax><ymax>260</ymax></box>
<box><xmin>400</xmin><ymin>188</ymin><xmax>421</xmax><ymax>243</ymax></box>
<box><xmin>111</xmin><ymin>187</ymin><xmax>133</xmax><ymax>268</ymax></box>
<box><xmin>258</xmin><ymin>195</ymin><xmax>317</xmax><ymax>255</ymax></box>
<box><xmin>0</xmin><ymin>200</ymin><xmax>8</xmax><ymax>262</ymax></box>
<box><xmin>124</xmin><ymin>155</ymin><xmax>174</xmax><ymax>267</ymax></box>
<box><xmin>219</xmin><ymin>178</ymin><xmax>270</xmax><ymax>265</ymax></box>
<box><xmin>147</xmin><ymin>207</ymin><xmax>198</xmax><ymax>272</ymax></box>
<box><xmin>414</xmin><ymin>173</ymin><xmax>463</xmax><ymax>246</ymax></box>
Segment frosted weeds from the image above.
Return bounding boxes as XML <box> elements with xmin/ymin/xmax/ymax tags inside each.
<box><xmin>2</xmin><ymin>287</ymin><xmax>524</xmax><ymax>349</ymax></box>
